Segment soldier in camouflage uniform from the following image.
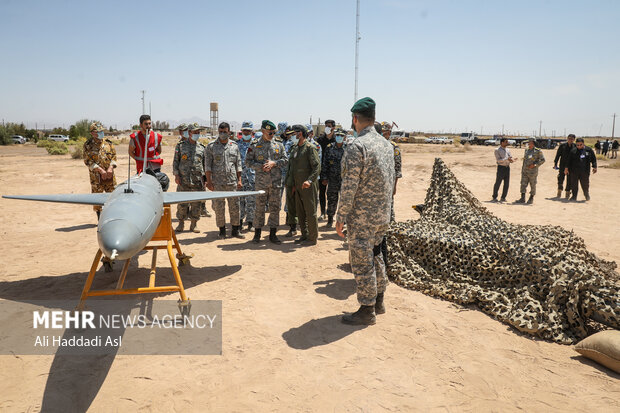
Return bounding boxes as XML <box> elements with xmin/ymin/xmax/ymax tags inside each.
<box><xmin>238</xmin><ymin>121</ymin><xmax>256</xmax><ymax>232</ymax></box>
<box><xmin>516</xmin><ymin>138</ymin><xmax>545</xmax><ymax>204</ymax></box>
<box><xmin>381</xmin><ymin>122</ymin><xmax>402</xmax><ymax>222</ymax></box>
<box><xmin>205</xmin><ymin>122</ymin><xmax>243</xmax><ymax>238</ymax></box>
<box><xmin>83</xmin><ymin>122</ymin><xmax>117</xmax><ymax>219</ymax></box>
<box><xmin>283</xmin><ymin>126</ymin><xmax>299</xmax><ymax>237</ymax></box>
<box><xmin>320</xmin><ymin>128</ymin><xmax>346</xmax><ymax>228</ymax></box>
<box><xmin>173</xmin><ymin>123</ymin><xmax>207</xmax><ymax>233</ymax></box>
<box><xmin>336</xmin><ymin>98</ymin><xmax>395</xmax><ymax>325</ymax></box>
<box><xmin>245</xmin><ymin>120</ymin><xmax>288</xmax><ymax>244</ymax></box>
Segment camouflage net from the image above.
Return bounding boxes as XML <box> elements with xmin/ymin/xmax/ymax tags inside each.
<box><xmin>387</xmin><ymin>158</ymin><xmax>620</xmax><ymax>344</ymax></box>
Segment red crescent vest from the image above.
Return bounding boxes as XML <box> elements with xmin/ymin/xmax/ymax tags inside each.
<box><xmin>130</xmin><ymin>130</ymin><xmax>163</xmax><ymax>173</ymax></box>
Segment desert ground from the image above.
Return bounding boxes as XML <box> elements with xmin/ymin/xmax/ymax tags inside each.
<box><xmin>0</xmin><ymin>141</ymin><xmax>618</xmax><ymax>412</ymax></box>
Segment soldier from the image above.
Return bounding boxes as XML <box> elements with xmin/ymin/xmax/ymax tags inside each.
<box><xmin>286</xmin><ymin>124</ymin><xmax>321</xmax><ymax>245</ymax></box>
<box><xmin>336</xmin><ymin>97</ymin><xmax>395</xmax><ymax>325</ymax></box>
<box><xmin>317</xmin><ymin>119</ymin><xmax>335</xmax><ymax>220</ymax></box>
<box><xmin>83</xmin><ymin>122</ymin><xmax>117</xmax><ymax>220</ymax></box>
<box><xmin>238</xmin><ymin>121</ymin><xmax>256</xmax><ymax>232</ymax></box>
<box><xmin>381</xmin><ymin>122</ymin><xmax>402</xmax><ymax>221</ymax></box>
<box><xmin>172</xmin><ymin>123</ymin><xmax>206</xmax><ymax>233</ymax></box>
<box><xmin>320</xmin><ymin>128</ymin><xmax>346</xmax><ymax>228</ymax></box>
<box><xmin>565</xmin><ymin>137</ymin><xmax>597</xmax><ymax>201</ymax></box>
<box><xmin>205</xmin><ymin>122</ymin><xmax>244</xmax><ymax>238</ymax></box>
<box><xmin>516</xmin><ymin>138</ymin><xmax>545</xmax><ymax>204</ymax></box>
<box><xmin>282</xmin><ymin>126</ymin><xmax>299</xmax><ymax>237</ymax></box>
<box><xmin>245</xmin><ymin>120</ymin><xmax>288</xmax><ymax>244</ymax></box>
<box><xmin>553</xmin><ymin>134</ymin><xmax>575</xmax><ymax>199</ymax></box>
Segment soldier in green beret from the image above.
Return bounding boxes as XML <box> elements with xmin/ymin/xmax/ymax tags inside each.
<box><xmin>337</xmin><ymin>97</ymin><xmax>395</xmax><ymax>325</ymax></box>
<box><xmin>245</xmin><ymin>120</ymin><xmax>289</xmax><ymax>244</ymax></box>
<box><xmin>286</xmin><ymin>124</ymin><xmax>321</xmax><ymax>245</ymax></box>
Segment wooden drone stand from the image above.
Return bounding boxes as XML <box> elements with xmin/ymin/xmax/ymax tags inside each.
<box><xmin>77</xmin><ymin>206</ymin><xmax>193</xmax><ymax>315</ymax></box>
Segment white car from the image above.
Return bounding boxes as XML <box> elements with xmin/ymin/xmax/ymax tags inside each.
<box><xmin>49</xmin><ymin>134</ymin><xmax>69</xmax><ymax>142</ymax></box>
<box><xmin>11</xmin><ymin>135</ymin><xmax>26</xmax><ymax>144</ymax></box>
<box><xmin>484</xmin><ymin>139</ymin><xmax>499</xmax><ymax>146</ymax></box>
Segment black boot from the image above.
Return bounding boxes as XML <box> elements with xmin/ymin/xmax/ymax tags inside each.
<box><xmin>252</xmin><ymin>228</ymin><xmax>261</xmax><ymax>243</ymax></box>
<box><xmin>218</xmin><ymin>226</ymin><xmax>226</xmax><ymax>239</ymax></box>
<box><xmin>269</xmin><ymin>227</ymin><xmax>281</xmax><ymax>244</ymax></box>
<box><xmin>96</xmin><ymin>210</ymin><xmax>101</xmax><ymax>221</ymax></box>
<box><xmin>231</xmin><ymin>225</ymin><xmax>244</xmax><ymax>239</ymax></box>
<box><xmin>515</xmin><ymin>193</ymin><xmax>526</xmax><ymax>203</ymax></box>
<box><xmin>342</xmin><ymin>305</ymin><xmax>376</xmax><ymax>325</ymax></box>
<box><xmin>247</xmin><ymin>221</ymin><xmax>253</xmax><ymax>232</ymax></box>
<box><xmin>326</xmin><ymin>215</ymin><xmax>334</xmax><ymax>228</ymax></box>
<box><xmin>527</xmin><ymin>194</ymin><xmax>534</xmax><ymax>204</ymax></box>
<box><xmin>285</xmin><ymin>224</ymin><xmax>297</xmax><ymax>237</ymax></box>
<box><xmin>375</xmin><ymin>293</ymin><xmax>385</xmax><ymax>315</ymax></box>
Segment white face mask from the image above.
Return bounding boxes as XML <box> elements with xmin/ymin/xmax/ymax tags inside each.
<box><xmin>324</xmin><ymin>127</ymin><xmax>332</xmax><ymax>135</ymax></box>
<box><xmin>190</xmin><ymin>133</ymin><xmax>199</xmax><ymax>142</ymax></box>
<box><xmin>290</xmin><ymin>136</ymin><xmax>299</xmax><ymax>146</ymax></box>
<box><xmin>97</xmin><ymin>131</ymin><xmax>104</xmax><ymax>140</ymax></box>
<box><xmin>182</xmin><ymin>131</ymin><xmax>189</xmax><ymax>138</ymax></box>
<box><xmin>242</xmin><ymin>134</ymin><xmax>252</xmax><ymax>141</ymax></box>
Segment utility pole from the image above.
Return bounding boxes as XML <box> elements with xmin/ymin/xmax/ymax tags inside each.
<box><xmin>502</xmin><ymin>124</ymin><xmax>504</xmax><ymax>135</ymax></box>
<box><xmin>612</xmin><ymin>113</ymin><xmax>616</xmax><ymax>139</ymax></box>
<box><xmin>539</xmin><ymin>120</ymin><xmax>542</xmax><ymax>137</ymax></box>
<box><xmin>149</xmin><ymin>102</ymin><xmax>151</xmax><ymax>117</ymax></box>
<box><xmin>354</xmin><ymin>0</ymin><xmax>360</xmax><ymax>102</ymax></box>
<box><xmin>140</xmin><ymin>90</ymin><xmax>146</xmax><ymax>115</ymax></box>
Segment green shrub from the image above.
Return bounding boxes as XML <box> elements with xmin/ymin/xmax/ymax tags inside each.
<box><xmin>45</xmin><ymin>142</ymin><xmax>68</xmax><ymax>155</ymax></box>
<box><xmin>37</xmin><ymin>139</ymin><xmax>52</xmax><ymax>148</ymax></box>
<box><xmin>71</xmin><ymin>144</ymin><xmax>83</xmax><ymax>159</ymax></box>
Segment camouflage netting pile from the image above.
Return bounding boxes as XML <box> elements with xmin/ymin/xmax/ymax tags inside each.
<box><xmin>387</xmin><ymin>158</ymin><xmax>619</xmax><ymax>344</ymax></box>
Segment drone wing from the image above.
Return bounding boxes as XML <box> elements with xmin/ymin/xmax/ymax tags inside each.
<box><xmin>162</xmin><ymin>190</ymin><xmax>264</xmax><ymax>205</ymax></box>
<box><xmin>2</xmin><ymin>193</ymin><xmax>110</xmax><ymax>206</ymax></box>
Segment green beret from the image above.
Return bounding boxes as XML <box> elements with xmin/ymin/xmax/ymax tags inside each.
<box><xmin>351</xmin><ymin>97</ymin><xmax>376</xmax><ymax>117</ymax></box>
<box><xmin>261</xmin><ymin>120</ymin><xmax>276</xmax><ymax>131</ymax></box>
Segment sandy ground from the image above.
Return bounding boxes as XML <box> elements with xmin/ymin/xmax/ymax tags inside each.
<box><xmin>0</xmin><ymin>142</ymin><xmax>618</xmax><ymax>412</ymax></box>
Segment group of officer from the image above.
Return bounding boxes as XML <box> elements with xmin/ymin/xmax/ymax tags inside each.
<box><xmin>492</xmin><ymin>134</ymin><xmax>597</xmax><ymax>204</ymax></box>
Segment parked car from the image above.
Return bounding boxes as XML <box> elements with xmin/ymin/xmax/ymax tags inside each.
<box><xmin>49</xmin><ymin>134</ymin><xmax>69</xmax><ymax>142</ymax></box>
<box><xmin>11</xmin><ymin>135</ymin><xmax>26</xmax><ymax>144</ymax></box>
<box><xmin>484</xmin><ymin>139</ymin><xmax>500</xmax><ymax>146</ymax></box>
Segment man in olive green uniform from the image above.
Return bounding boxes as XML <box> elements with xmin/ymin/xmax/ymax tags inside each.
<box><xmin>286</xmin><ymin>124</ymin><xmax>321</xmax><ymax>245</ymax></box>
<box><xmin>83</xmin><ymin>122</ymin><xmax>117</xmax><ymax>219</ymax></box>
<box><xmin>173</xmin><ymin>123</ymin><xmax>207</xmax><ymax>232</ymax></box>
<box><xmin>516</xmin><ymin>138</ymin><xmax>545</xmax><ymax>204</ymax></box>
<box><xmin>245</xmin><ymin>120</ymin><xmax>289</xmax><ymax>244</ymax></box>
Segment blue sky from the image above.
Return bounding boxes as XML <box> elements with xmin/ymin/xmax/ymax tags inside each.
<box><xmin>1</xmin><ymin>0</ymin><xmax>618</xmax><ymax>136</ymax></box>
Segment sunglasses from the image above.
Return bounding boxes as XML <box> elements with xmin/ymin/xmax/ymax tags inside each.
<box><xmin>265</xmin><ymin>131</ymin><xmax>275</xmax><ymax>136</ymax></box>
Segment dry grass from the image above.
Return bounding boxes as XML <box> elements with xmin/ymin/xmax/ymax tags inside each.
<box><xmin>608</xmin><ymin>161</ymin><xmax>620</xmax><ymax>169</ymax></box>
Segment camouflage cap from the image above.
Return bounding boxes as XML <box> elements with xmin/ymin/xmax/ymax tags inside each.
<box><xmin>277</xmin><ymin>122</ymin><xmax>288</xmax><ymax>133</ymax></box>
<box><xmin>89</xmin><ymin>122</ymin><xmax>105</xmax><ymax>132</ymax></box>
<box><xmin>261</xmin><ymin>120</ymin><xmax>276</xmax><ymax>131</ymax></box>
<box><xmin>177</xmin><ymin>123</ymin><xmax>188</xmax><ymax>131</ymax></box>
<box><xmin>305</xmin><ymin>124</ymin><xmax>313</xmax><ymax>134</ymax></box>
<box><xmin>291</xmin><ymin>124</ymin><xmax>308</xmax><ymax>133</ymax></box>
<box><xmin>255</xmin><ymin>131</ymin><xmax>263</xmax><ymax>139</ymax></box>
<box><xmin>528</xmin><ymin>137</ymin><xmax>536</xmax><ymax>143</ymax></box>
<box><xmin>284</xmin><ymin>126</ymin><xmax>294</xmax><ymax>136</ymax></box>
<box><xmin>241</xmin><ymin>121</ymin><xmax>254</xmax><ymax>130</ymax></box>
<box><xmin>334</xmin><ymin>128</ymin><xmax>347</xmax><ymax>136</ymax></box>
<box><xmin>381</xmin><ymin>122</ymin><xmax>392</xmax><ymax>131</ymax></box>
<box><xmin>351</xmin><ymin>97</ymin><xmax>376</xmax><ymax>117</ymax></box>
<box><xmin>188</xmin><ymin>122</ymin><xmax>206</xmax><ymax>131</ymax></box>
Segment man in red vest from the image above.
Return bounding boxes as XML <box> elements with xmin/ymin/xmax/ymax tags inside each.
<box><xmin>129</xmin><ymin>115</ymin><xmax>164</xmax><ymax>174</ymax></box>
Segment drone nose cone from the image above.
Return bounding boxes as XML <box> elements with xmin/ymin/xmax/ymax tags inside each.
<box><xmin>97</xmin><ymin>219</ymin><xmax>143</xmax><ymax>260</ymax></box>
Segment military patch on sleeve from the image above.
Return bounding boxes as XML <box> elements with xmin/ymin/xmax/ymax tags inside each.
<box><xmin>257</xmin><ymin>155</ymin><xmax>264</xmax><ymax>161</ymax></box>
<box><xmin>215</xmin><ymin>155</ymin><xmax>222</xmax><ymax>162</ymax></box>
<box><xmin>182</xmin><ymin>154</ymin><xmax>188</xmax><ymax>160</ymax></box>
<box><xmin>395</xmin><ymin>149</ymin><xmax>400</xmax><ymax>156</ymax></box>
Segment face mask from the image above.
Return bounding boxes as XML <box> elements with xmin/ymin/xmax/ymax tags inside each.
<box><xmin>324</xmin><ymin>127</ymin><xmax>332</xmax><ymax>135</ymax></box>
<box><xmin>182</xmin><ymin>131</ymin><xmax>189</xmax><ymax>138</ymax></box>
<box><xmin>353</xmin><ymin>130</ymin><xmax>358</xmax><ymax>138</ymax></box>
<box><xmin>190</xmin><ymin>133</ymin><xmax>199</xmax><ymax>141</ymax></box>
<box><xmin>242</xmin><ymin>134</ymin><xmax>252</xmax><ymax>141</ymax></box>
<box><xmin>335</xmin><ymin>135</ymin><xmax>344</xmax><ymax>144</ymax></box>
<box><xmin>290</xmin><ymin>136</ymin><xmax>299</xmax><ymax>146</ymax></box>
<box><xmin>219</xmin><ymin>132</ymin><xmax>229</xmax><ymax>141</ymax></box>
<box><xmin>97</xmin><ymin>131</ymin><xmax>104</xmax><ymax>140</ymax></box>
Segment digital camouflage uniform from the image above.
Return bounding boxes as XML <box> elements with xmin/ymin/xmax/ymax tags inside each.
<box><xmin>245</xmin><ymin>136</ymin><xmax>288</xmax><ymax>229</ymax></box>
<box><xmin>321</xmin><ymin>141</ymin><xmax>345</xmax><ymax>218</ymax></box>
<box><xmin>520</xmin><ymin>146</ymin><xmax>545</xmax><ymax>195</ymax></box>
<box><xmin>83</xmin><ymin>138</ymin><xmax>117</xmax><ymax>194</ymax></box>
<box><xmin>390</xmin><ymin>140</ymin><xmax>403</xmax><ymax>222</ymax></box>
<box><xmin>337</xmin><ymin>126</ymin><xmax>395</xmax><ymax>305</ymax></box>
<box><xmin>286</xmin><ymin>139</ymin><xmax>321</xmax><ymax>241</ymax></box>
<box><xmin>173</xmin><ymin>140</ymin><xmax>206</xmax><ymax>222</ymax></box>
<box><xmin>205</xmin><ymin>139</ymin><xmax>242</xmax><ymax>227</ymax></box>
<box><xmin>283</xmin><ymin>135</ymin><xmax>298</xmax><ymax>226</ymax></box>
<box><xmin>237</xmin><ymin>137</ymin><xmax>256</xmax><ymax>225</ymax></box>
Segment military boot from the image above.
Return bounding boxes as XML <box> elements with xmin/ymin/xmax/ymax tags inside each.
<box><xmin>326</xmin><ymin>216</ymin><xmax>334</xmax><ymax>228</ymax></box>
<box><xmin>557</xmin><ymin>189</ymin><xmax>562</xmax><ymax>198</ymax></box>
<box><xmin>246</xmin><ymin>221</ymin><xmax>253</xmax><ymax>232</ymax></box>
<box><xmin>175</xmin><ymin>220</ymin><xmax>185</xmax><ymax>232</ymax></box>
<box><xmin>565</xmin><ymin>190</ymin><xmax>571</xmax><ymax>199</ymax></box>
<box><xmin>375</xmin><ymin>293</ymin><xmax>386</xmax><ymax>315</ymax></box>
<box><xmin>515</xmin><ymin>193</ymin><xmax>526</xmax><ymax>203</ymax></box>
<box><xmin>585</xmin><ymin>193</ymin><xmax>591</xmax><ymax>201</ymax></box>
<box><xmin>341</xmin><ymin>305</ymin><xmax>376</xmax><ymax>325</ymax></box>
<box><xmin>294</xmin><ymin>234</ymin><xmax>308</xmax><ymax>244</ymax></box>
<box><xmin>285</xmin><ymin>224</ymin><xmax>297</xmax><ymax>237</ymax></box>
<box><xmin>189</xmin><ymin>220</ymin><xmax>199</xmax><ymax>233</ymax></box>
<box><xmin>527</xmin><ymin>195</ymin><xmax>534</xmax><ymax>204</ymax></box>
<box><xmin>218</xmin><ymin>226</ymin><xmax>226</xmax><ymax>239</ymax></box>
<box><xmin>269</xmin><ymin>228</ymin><xmax>281</xmax><ymax>245</ymax></box>
<box><xmin>231</xmin><ymin>225</ymin><xmax>244</xmax><ymax>239</ymax></box>
<box><xmin>252</xmin><ymin>228</ymin><xmax>261</xmax><ymax>243</ymax></box>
